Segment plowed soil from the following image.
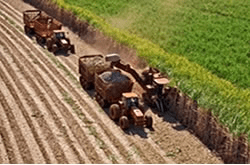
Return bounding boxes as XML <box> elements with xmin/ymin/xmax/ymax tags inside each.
<box><xmin>0</xmin><ymin>0</ymin><xmax>223</xmax><ymax>163</ymax></box>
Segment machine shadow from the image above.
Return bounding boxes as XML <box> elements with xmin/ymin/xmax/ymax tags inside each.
<box><xmin>151</xmin><ymin>107</ymin><xmax>187</xmax><ymax>132</ymax></box>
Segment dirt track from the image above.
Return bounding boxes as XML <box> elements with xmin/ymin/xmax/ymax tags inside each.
<box><xmin>0</xmin><ymin>0</ymin><xmax>223</xmax><ymax>163</ymax></box>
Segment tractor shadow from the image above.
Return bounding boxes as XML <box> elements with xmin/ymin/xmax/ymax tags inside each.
<box><xmin>53</xmin><ymin>50</ymin><xmax>71</xmax><ymax>57</ymax></box>
<box><xmin>25</xmin><ymin>32</ymin><xmax>34</xmax><ymax>39</ymax></box>
<box><xmin>151</xmin><ymin>106</ymin><xmax>187</xmax><ymax>132</ymax></box>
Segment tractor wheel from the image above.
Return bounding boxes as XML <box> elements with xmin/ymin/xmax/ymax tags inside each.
<box><xmin>109</xmin><ymin>104</ymin><xmax>120</xmax><ymax>120</ymax></box>
<box><xmin>35</xmin><ymin>35</ymin><xmax>40</xmax><ymax>44</ymax></box>
<box><xmin>41</xmin><ymin>37</ymin><xmax>46</xmax><ymax>44</ymax></box>
<box><xmin>24</xmin><ymin>25</ymin><xmax>29</xmax><ymax>34</ymax></box>
<box><xmin>95</xmin><ymin>92</ymin><xmax>100</xmax><ymax>101</ymax></box>
<box><xmin>119</xmin><ymin>116</ymin><xmax>129</xmax><ymax>130</ymax></box>
<box><xmin>145</xmin><ymin>115</ymin><xmax>153</xmax><ymax>128</ymax></box>
<box><xmin>51</xmin><ymin>44</ymin><xmax>57</xmax><ymax>53</ymax></box>
<box><xmin>70</xmin><ymin>45</ymin><xmax>75</xmax><ymax>54</ymax></box>
<box><xmin>48</xmin><ymin>46</ymin><xmax>52</xmax><ymax>52</ymax></box>
<box><xmin>46</xmin><ymin>39</ymin><xmax>52</xmax><ymax>51</ymax></box>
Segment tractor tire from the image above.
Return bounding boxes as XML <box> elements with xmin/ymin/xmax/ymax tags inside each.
<box><xmin>119</xmin><ymin>116</ymin><xmax>129</xmax><ymax>130</ymax></box>
<box><xmin>41</xmin><ymin>37</ymin><xmax>46</xmax><ymax>44</ymax></box>
<box><xmin>35</xmin><ymin>35</ymin><xmax>40</xmax><ymax>44</ymax></box>
<box><xmin>51</xmin><ymin>44</ymin><xmax>57</xmax><ymax>53</ymax></box>
<box><xmin>109</xmin><ymin>104</ymin><xmax>120</xmax><ymax>120</ymax></box>
<box><xmin>145</xmin><ymin>115</ymin><xmax>153</xmax><ymax>128</ymax></box>
<box><xmin>24</xmin><ymin>25</ymin><xmax>29</xmax><ymax>34</ymax></box>
<box><xmin>47</xmin><ymin>39</ymin><xmax>53</xmax><ymax>51</ymax></box>
<box><xmin>70</xmin><ymin>45</ymin><xmax>75</xmax><ymax>54</ymax></box>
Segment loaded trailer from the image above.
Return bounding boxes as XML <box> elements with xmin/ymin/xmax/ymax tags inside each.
<box><xmin>79</xmin><ymin>54</ymin><xmax>153</xmax><ymax>129</ymax></box>
<box><xmin>23</xmin><ymin>10</ymin><xmax>75</xmax><ymax>54</ymax></box>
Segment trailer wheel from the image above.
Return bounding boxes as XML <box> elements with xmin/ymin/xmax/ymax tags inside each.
<box><xmin>24</xmin><ymin>25</ymin><xmax>29</xmax><ymax>34</ymax></box>
<box><xmin>109</xmin><ymin>104</ymin><xmax>120</xmax><ymax>120</ymax></box>
<box><xmin>36</xmin><ymin>35</ymin><xmax>45</xmax><ymax>45</ymax></box>
<box><xmin>70</xmin><ymin>45</ymin><xmax>75</xmax><ymax>54</ymax></box>
<box><xmin>119</xmin><ymin>116</ymin><xmax>129</xmax><ymax>130</ymax></box>
<box><xmin>145</xmin><ymin>115</ymin><xmax>153</xmax><ymax>128</ymax></box>
<box><xmin>35</xmin><ymin>35</ymin><xmax>40</xmax><ymax>44</ymax></box>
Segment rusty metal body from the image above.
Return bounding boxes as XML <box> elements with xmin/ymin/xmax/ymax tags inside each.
<box><xmin>79</xmin><ymin>54</ymin><xmax>110</xmax><ymax>89</ymax></box>
<box><xmin>106</xmin><ymin>54</ymin><xmax>170</xmax><ymax>112</ymax></box>
<box><xmin>23</xmin><ymin>10</ymin><xmax>75</xmax><ymax>54</ymax></box>
<box><xmin>79</xmin><ymin>54</ymin><xmax>152</xmax><ymax>129</ymax></box>
<box><xmin>23</xmin><ymin>10</ymin><xmax>61</xmax><ymax>38</ymax></box>
<box><xmin>95</xmin><ymin>70</ymin><xmax>133</xmax><ymax>105</ymax></box>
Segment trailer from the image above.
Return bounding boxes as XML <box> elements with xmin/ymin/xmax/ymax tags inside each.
<box><xmin>23</xmin><ymin>10</ymin><xmax>75</xmax><ymax>54</ymax></box>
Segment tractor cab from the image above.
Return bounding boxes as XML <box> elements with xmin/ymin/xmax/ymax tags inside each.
<box><xmin>153</xmin><ymin>77</ymin><xmax>169</xmax><ymax>97</ymax></box>
<box><xmin>122</xmin><ymin>92</ymin><xmax>139</xmax><ymax>110</ymax></box>
<box><xmin>53</xmin><ymin>30</ymin><xmax>68</xmax><ymax>44</ymax></box>
<box><xmin>47</xmin><ymin>29</ymin><xmax>75</xmax><ymax>54</ymax></box>
<box><xmin>52</xmin><ymin>30</ymin><xmax>71</xmax><ymax>46</ymax></box>
<box><xmin>54</xmin><ymin>30</ymin><xmax>66</xmax><ymax>39</ymax></box>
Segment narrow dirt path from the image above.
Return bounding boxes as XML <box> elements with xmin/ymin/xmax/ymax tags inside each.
<box><xmin>0</xmin><ymin>0</ymin><xmax>223</xmax><ymax>163</ymax></box>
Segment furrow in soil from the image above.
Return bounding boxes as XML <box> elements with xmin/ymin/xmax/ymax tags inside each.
<box><xmin>0</xmin><ymin>10</ymin><xmax>143</xmax><ymax>164</ymax></box>
<box><xmin>0</xmin><ymin>20</ymin><xmax>112</xmax><ymax>164</ymax></box>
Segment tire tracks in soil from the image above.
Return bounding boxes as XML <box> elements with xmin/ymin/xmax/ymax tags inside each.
<box><xmin>0</xmin><ymin>24</ymin><xmax>105</xmax><ymax>163</ymax></box>
<box><xmin>0</xmin><ymin>125</ymin><xmax>9</xmax><ymax>164</ymax></box>
<box><xmin>0</xmin><ymin>64</ymin><xmax>50</xmax><ymax>164</ymax></box>
<box><xmin>0</xmin><ymin>49</ymin><xmax>57</xmax><ymax>163</ymax></box>
<box><xmin>0</xmin><ymin>4</ymin><xmax>145</xmax><ymax>163</ymax></box>
<box><xmin>0</xmin><ymin>1</ymin><xmax>174</xmax><ymax>163</ymax></box>
<box><xmin>0</xmin><ymin>2</ymin><xmax>174</xmax><ymax>163</ymax></box>
<box><xmin>0</xmin><ymin>83</ymin><xmax>34</xmax><ymax>163</ymax></box>
<box><xmin>4</xmin><ymin>0</ymin><xmax>223</xmax><ymax>163</ymax></box>
<box><xmin>0</xmin><ymin>42</ymin><xmax>70</xmax><ymax>163</ymax></box>
<box><xmin>0</xmin><ymin>103</ymin><xmax>17</xmax><ymax>164</ymax></box>
<box><xmin>0</xmin><ymin>16</ymin><xmax>133</xmax><ymax>164</ymax></box>
<box><xmin>0</xmin><ymin>13</ymin><xmax>131</xmax><ymax>164</ymax></box>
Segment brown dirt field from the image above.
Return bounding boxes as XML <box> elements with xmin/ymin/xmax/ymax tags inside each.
<box><xmin>0</xmin><ymin>0</ymin><xmax>223</xmax><ymax>163</ymax></box>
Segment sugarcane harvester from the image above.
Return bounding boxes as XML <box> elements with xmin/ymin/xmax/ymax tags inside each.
<box><xmin>106</xmin><ymin>54</ymin><xmax>170</xmax><ymax>112</ymax></box>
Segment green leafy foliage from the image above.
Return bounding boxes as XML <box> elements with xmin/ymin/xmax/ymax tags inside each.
<box><xmin>52</xmin><ymin>0</ymin><xmax>250</xmax><ymax>139</ymax></box>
